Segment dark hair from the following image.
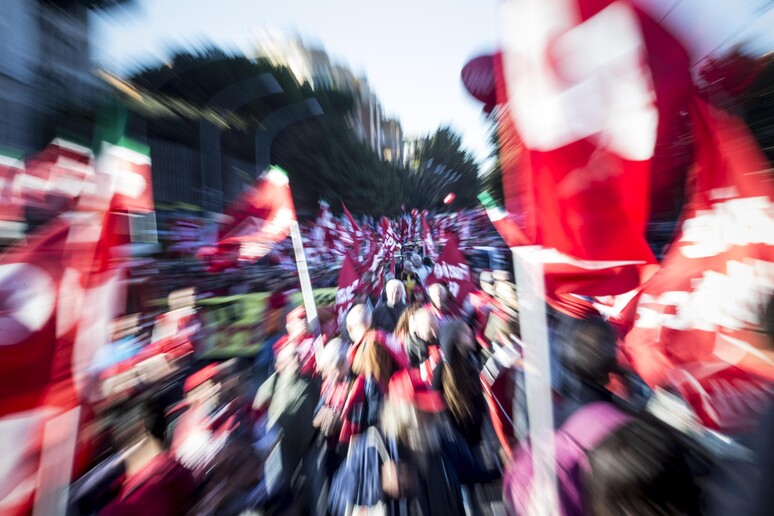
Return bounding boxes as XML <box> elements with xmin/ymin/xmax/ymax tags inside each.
<box><xmin>395</xmin><ymin>304</ymin><xmax>419</xmax><ymax>339</ymax></box>
<box><xmin>557</xmin><ymin>315</ymin><xmax>618</xmax><ymax>386</ymax></box>
<box><xmin>585</xmin><ymin>417</ymin><xmax>701</xmax><ymax>516</ymax></box>
<box><xmin>440</xmin><ymin>321</ymin><xmax>482</xmax><ymax>427</ymax></box>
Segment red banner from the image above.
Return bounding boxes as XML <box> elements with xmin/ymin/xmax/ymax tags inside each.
<box><xmin>494</xmin><ymin>0</ymin><xmax>694</xmax><ymax>294</ymax></box>
<box><xmin>335</xmin><ymin>253</ymin><xmax>361</xmax><ymax>330</ymax></box>
<box><xmin>219</xmin><ymin>166</ymin><xmax>295</xmax><ymax>261</ymax></box>
<box><xmin>622</xmin><ymin>99</ymin><xmax>774</xmax><ymax>433</ymax></box>
<box><xmin>426</xmin><ymin>235</ymin><xmax>474</xmax><ymax>306</ymax></box>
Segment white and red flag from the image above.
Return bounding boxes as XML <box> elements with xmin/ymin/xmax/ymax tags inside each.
<box><xmin>0</xmin><ymin>139</ymin><xmax>154</xmax><ymax>514</ymax></box>
<box><xmin>335</xmin><ymin>253</ymin><xmax>361</xmax><ymax>331</ymax></box>
<box><xmin>0</xmin><ymin>151</ymin><xmax>25</xmax><ymax>239</ymax></box>
<box><xmin>493</xmin><ymin>0</ymin><xmax>696</xmax><ymax>294</ymax></box>
<box><xmin>425</xmin><ymin>235</ymin><xmax>475</xmax><ymax>307</ymax></box>
<box><xmin>622</xmin><ymin>98</ymin><xmax>774</xmax><ymax>433</ymax></box>
<box><xmin>341</xmin><ymin>202</ymin><xmax>362</xmax><ymax>256</ymax></box>
<box><xmin>218</xmin><ymin>166</ymin><xmax>295</xmax><ymax>262</ymax></box>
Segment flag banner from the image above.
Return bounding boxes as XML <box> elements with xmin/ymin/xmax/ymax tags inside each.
<box><xmin>22</xmin><ymin>139</ymin><xmax>94</xmax><ymax>214</ymax></box>
<box><xmin>219</xmin><ymin>166</ymin><xmax>295</xmax><ymax>261</ymax></box>
<box><xmin>342</xmin><ymin>202</ymin><xmax>362</xmax><ymax>256</ymax></box>
<box><xmin>0</xmin><ymin>139</ymin><xmax>149</xmax><ymax>512</ymax></box>
<box><xmin>0</xmin><ymin>151</ymin><xmax>26</xmax><ymax>239</ymax></box>
<box><xmin>335</xmin><ymin>253</ymin><xmax>360</xmax><ymax>330</ymax></box>
<box><xmin>494</xmin><ymin>0</ymin><xmax>695</xmax><ymax>292</ymax></box>
<box><xmin>426</xmin><ymin>235</ymin><xmax>475</xmax><ymax>305</ymax></box>
<box><xmin>622</xmin><ymin>99</ymin><xmax>774</xmax><ymax>433</ymax></box>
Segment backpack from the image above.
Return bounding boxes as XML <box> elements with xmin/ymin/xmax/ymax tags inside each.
<box><xmin>328</xmin><ymin>427</ymin><xmax>391</xmax><ymax>516</ymax></box>
<box><xmin>503</xmin><ymin>402</ymin><xmax>631</xmax><ymax>516</ymax></box>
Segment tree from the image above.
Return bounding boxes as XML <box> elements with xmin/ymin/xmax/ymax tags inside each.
<box><xmin>408</xmin><ymin>126</ymin><xmax>481</xmax><ymax>211</ymax></box>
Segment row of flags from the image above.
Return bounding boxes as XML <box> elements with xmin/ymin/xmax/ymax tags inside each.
<box><xmin>478</xmin><ymin>0</ymin><xmax>774</xmax><ymax>433</ymax></box>
<box><xmin>0</xmin><ymin>138</ymin><xmax>155</xmax><ymax>514</ymax></box>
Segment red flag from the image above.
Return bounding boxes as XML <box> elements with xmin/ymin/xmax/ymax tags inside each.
<box><xmin>0</xmin><ymin>151</ymin><xmax>25</xmax><ymax>239</ymax></box>
<box><xmin>622</xmin><ymin>98</ymin><xmax>774</xmax><ymax>433</ymax></box>
<box><xmin>218</xmin><ymin>166</ymin><xmax>295</xmax><ymax>261</ymax></box>
<box><xmin>425</xmin><ymin>235</ymin><xmax>475</xmax><ymax>306</ymax></box>
<box><xmin>341</xmin><ymin>202</ymin><xmax>362</xmax><ymax>256</ymax></box>
<box><xmin>335</xmin><ymin>254</ymin><xmax>361</xmax><ymax>330</ymax></box>
<box><xmin>494</xmin><ymin>0</ymin><xmax>694</xmax><ymax>293</ymax></box>
<box><xmin>380</xmin><ymin>217</ymin><xmax>397</xmax><ymax>255</ymax></box>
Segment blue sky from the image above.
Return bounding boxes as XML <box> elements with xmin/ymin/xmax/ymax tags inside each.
<box><xmin>92</xmin><ymin>0</ymin><xmax>772</xmax><ymax>166</ymax></box>
<box><xmin>92</xmin><ymin>0</ymin><xmax>500</xmax><ymax>164</ymax></box>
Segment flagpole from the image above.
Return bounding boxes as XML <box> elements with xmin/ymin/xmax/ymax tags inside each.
<box><xmin>512</xmin><ymin>246</ymin><xmax>559</xmax><ymax>516</ymax></box>
<box><xmin>290</xmin><ymin>219</ymin><xmax>320</xmax><ymax>335</ymax></box>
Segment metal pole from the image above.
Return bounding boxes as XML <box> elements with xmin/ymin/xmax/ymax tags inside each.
<box><xmin>290</xmin><ymin>219</ymin><xmax>319</xmax><ymax>335</ymax></box>
<box><xmin>512</xmin><ymin>246</ymin><xmax>559</xmax><ymax>516</ymax></box>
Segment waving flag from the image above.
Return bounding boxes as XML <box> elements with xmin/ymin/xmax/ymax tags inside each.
<box><xmin>623</xmin><ymin>99</ymin><xmax>774</xmax><ymax>433</ymax></box>
<box><xmin>493</xmin><ymin>0</ymin><xmax>696</xmax><ymax>294</ymax></box>
<box><xmin>0</xmin><ymin>151</ymin><xmax>25</xmax><ymax>239</ymax></box>
<box><xmin>218</xmin><ymin>166</ymin><xmax>295</xmax><ymax>261</ymax></box>
<box><xmin>341</xmin><ymin>202</ymin><xmax>362</xmax><ymax>256</ymax></box>
<box><xmin>425</xmin><ymin>235</ymin><xmax>475</xmax><ymax>306</ymax></box>
<box><xmin>335</xmin><ymin>253</ymin><xmax>361</xmax><ymax>330</ymax></box>
<box><xmin>0</xmin><ymin>139</ymin><xmax>154</xmax><ymax>514</ymax></box>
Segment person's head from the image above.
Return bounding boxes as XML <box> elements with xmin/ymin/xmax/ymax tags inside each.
<box><xmin>395</xmin><ymin>305</ymin><xmax>419</xmax><ymax>340</ymax></box>
<box><xmin>110</xmin><ymin>393</ymin><xmax>169</xmax><ymax>451</ymax></box>
<box><xmin>427</xmin><ymin>283</ymin><xmax>448</xmax><ymax>310</ymax></box>
<box><xmin>275</xmin><ymin>344</ymin><xmax>300</xmax><ymax>377</ymax></box>
<box><xmin>585</xmin><ymin>417</ymin><xmax>701</xmax><ymax>516</ymax></box>
<box><xmin>346</xmin><ymin>303</ymin><xmax>373</xmax><ymax>344</ymax></box>
<box><xmin>286</xmin><ymin>307</ymin><xmax>309</xmax><ymax>339</ymax></box>
<box><xmin>413</xmin><ymin>287</ymin><xmax>426</xmax><ymax>305</ymax></box>
<box><xmin>184</xmin><ymin>363</ymin><xmax>221</xmax><ymax>407</ymax></box>
<box><xmin>385</xmin><ymin>279</ymin><xmax>406</xmax><ymax>307</ymax></box>
<box><xmin>411</xmin><ymin>255</ymin><xmax>422</xmax><ymax>269</ymax></box>
<box><xmin>353</xmin><ymin>331</ymin><xmax>397</xmax><ymax>384</ymax></box>
<box><xmin>382</xmin><ymin>372</ymin><xmax>445</xmax><ymax>452</ymax></box>
<box><xmin>316</xmin><ymin>337</ymin><xmax>349</xmax><ymax>381</ymax></box>
<box><xmin>439</xmin><ymin>320</ymin><xmax>475</xmax><ymax>357</ymax></box>
<box><xmin>557</xmin><ymin>315</ymin><xmax>618</xmax><ymax>387</ymax></box>
<box><xmin>409</xmin><ymin>307</ymin><xmax>439</xmax><ymax>343</ymax></box>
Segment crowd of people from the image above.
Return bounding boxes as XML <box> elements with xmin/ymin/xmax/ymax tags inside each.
<box><xmin>65</xmin><ymin>248</ymin><xmax>774</xmax><ymax>516</ymax></box>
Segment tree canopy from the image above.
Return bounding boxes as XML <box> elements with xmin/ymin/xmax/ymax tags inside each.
<box><xmin>129</xmin><ymin>49</ymin><xmax>481</xmax><ymax>217</ymax></box>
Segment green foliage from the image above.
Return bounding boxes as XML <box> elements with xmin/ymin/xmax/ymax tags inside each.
<box><xmin>131</xmin><ymin>48</ymin><xmax>481</xmax><ymax>216</ymax></box>
<box><xmin>408</xmin><ymin>126</ymin><xmax>481</xmax><ymax>211</ymax></box>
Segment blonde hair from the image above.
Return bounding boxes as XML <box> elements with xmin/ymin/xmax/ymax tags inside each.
<box><xmin>352</xmin><ymin>331</ymin><xmax>396</xmax><ymax>384</ymax></box>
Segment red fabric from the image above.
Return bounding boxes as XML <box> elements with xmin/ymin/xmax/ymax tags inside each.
<box><xmin>493</xmin><ymin>0</ymin><xmax>695</xmax><ymax>295</ymax></box>
<box><xmin>388</xmin><ymin>369</ymin><xmax>445</xmax><ymax>413</ymax></box>
<box><xmin>338</xmin><ymin>375</ymin><xmax>367</xmax><ymax>445</ymax></box>
<box><xmin>99</xmin><ymin>453</ymin><xmax>196</xmax><ymax>516</ymax></box>
<box><xmin>183</xmin><ymin>364</ymin><xmax>218</xmax><ymax>393</ymax></box>
<box><xmin>217</xmin><ymin>167</ymin><xmax>295</xmax><ymax>261</ymax></box>
<box><xmin>335</xmin><ymin>254</ymin><xmax>361</xmax><ymax>331</ymax></box>
<box><xmin>268</xmin><ymin>290</ymin><xmax>288</xmax><ymax>310</ymax></box>
<box><xmin>417</xmin><ymin>345</ymin><xmax>442</xmax><ymax>384</ymax></box>
<box><xmin>622</xmin><ymin>98</ymin><xmax>774</xmax><ymax>433</ymax></box>
<box><xmin>481</xmin><ymin>367</ymin><xmax>517</xmax><ymax>458</ymax></box>
<box><xmin>425</xmin><ymin>235</ymin><xmax>475</xmax><ymax>306</ymax></box>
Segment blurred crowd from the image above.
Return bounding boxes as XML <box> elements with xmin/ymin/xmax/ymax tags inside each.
<box><xmin>64</xmin><ymin>245</ymin><xmax>774</xmax><ymax>516</ymax></box>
